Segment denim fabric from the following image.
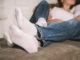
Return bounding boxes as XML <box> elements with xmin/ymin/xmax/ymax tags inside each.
<box><xmin>35</xmin><ymin>19</ymin><xmax>80</xmax><ymax>47</ymax></box>
<box><xmin>30</xmin><ymin>0</ymin><xmax>49</xmax><ymax>23</ymax></box>
<box><xmin>29</xmin><ymin>0</ymin><xmax>80</xmax><ymax>47</ymax></box>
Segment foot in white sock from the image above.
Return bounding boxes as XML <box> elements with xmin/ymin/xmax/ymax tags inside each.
<box><xmin>4</xmin><ymin>32</ymin><xmax>14</xmax><ymax>47</ymax></box>
<box><xmin>15</xmin><ymin>7</ymin><xmax>37</xmax><ymax>36</ymax></box>
<box><xmin>15</xmin><ymin>7</ymin><xmax>24</xmax><ymax>22</ymax></box>
<box><xmin>36</xmin><ymin>18</ymin><xmax>47</xmax><ymax>27</ymax></box>
<box><xmin>9</xmin><ymin>25</ymin><xmax>38</xmax><ymax>53</ymax></box>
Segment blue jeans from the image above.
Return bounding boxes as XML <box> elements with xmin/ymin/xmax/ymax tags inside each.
<box><xmin>36</xmin><ymin>19</ymin><xmax>80</xmax><ymax>47</ymax></box>
<box><xmin>30</xmin><ymin>0</ymin><xmax>49</xmax><ymax>23</ymax></box>
<box><xmin>30</xmin><ymin>1</ymin><xmax>80</xmax><ymax>47</ymax></box>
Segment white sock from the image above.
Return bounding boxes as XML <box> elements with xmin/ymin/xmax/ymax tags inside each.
<box><xmin>15</xmin><ymin>7</ymin><xmax>24</xmax><ymax>22</ymax></box>
<box><xmin>36</xmin><ymin>17</ymin><xmax>47</xmax><ymax>27</ymax></box>
<box><xmin>4</xmin><ymin>32</ymin><xmax>14</xmax><ymax>47</ymax></box>
<box><xmin>9</xmin><ymin>25</ymin><xmax>38</xmax><ymax>53</ymax></box>
<box><xmin>15</xmin><ymin>7</ymin><xmax>37</xmax><ymax>36</ymax></box>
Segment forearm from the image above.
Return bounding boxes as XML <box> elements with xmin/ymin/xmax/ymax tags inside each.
<box><xmin>75</xmin><ymin>16</ymin><xmax>80</xmax><ymax>20</ymax></box>
<box><xmin>47</xmin><ymin>19</ymin><xmax>55</xmax><ymax>24</ymax></box>
<box><xmin>47</xmin><ymin>19</ymin><xmax>64</xmax><ymax>24</ymax></box>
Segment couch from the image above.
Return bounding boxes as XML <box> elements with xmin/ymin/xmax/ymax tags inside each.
<box><xmin>0</xmin><ymin>38</ymin><xmax>80</xmax><ymax>60</ymax></box>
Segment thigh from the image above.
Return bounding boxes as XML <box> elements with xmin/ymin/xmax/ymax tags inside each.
<box><xmin>71</xmin><ymin>32</ymin><xmax>80</xmax><ymax>41</ymax></box>
<box><xmin>36</xmin><ymin>19</ymin><xmax>80</xmax><ymax>47</ymax></box>
<box><xmin>37</xmin><ymin>19</ymin><xmax>80</xmax><ymax>41</ymax></box>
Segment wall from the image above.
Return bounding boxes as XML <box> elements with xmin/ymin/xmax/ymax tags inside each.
<box><xmin>0</xmin><ymin>0</ymin><xmax>57</xmax><ymax>38</ymax></box>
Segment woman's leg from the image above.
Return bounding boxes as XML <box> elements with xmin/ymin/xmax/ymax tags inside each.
<box><xmin>36</xmin><ymin>19</ymin><xmax>80</xmax><ymax>47</ymax></box>
<box><xmin>15</xmin><ymin>8</ymin><xmax>37</xmax><ymax>36</ymax></box>
<box><xmin>8</xmin><ymin>25</ymin><xmax>38</xmax><ymax>53</ymax></box>
<box><xmin>30</xmin><ymin>0</ymin><xmax>49</xmax><ymax>27</ymax></box>
<box><xmin>16</xmin><ymin>0</ymin><xmax>49</xmax><ymax>27</ymax></box>
<box><xmin>15</xmin><ymin>0</ymin><xmax>49</xmax><ymax>35</ymax></box>
<box><xmin>70</xmin><ymin>32</ymin><xmax>80</xmax><ymax>41</ymax></box>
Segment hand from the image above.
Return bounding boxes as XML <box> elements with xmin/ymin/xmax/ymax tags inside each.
<box><xmin>76</xmin><ymin>16</ymin><xmax>80</xmax><ymax>20</ymax></box>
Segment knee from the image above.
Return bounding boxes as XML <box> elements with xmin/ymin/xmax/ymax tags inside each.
<box><xmin>39</xmin><ymin>0</ymin><xmax>49</xmax><ymax>7</ymax></box>
<box><xmin>41</xmin><ymin>0</ymin><xmax>48</xmax><ymax>4</ymax></box>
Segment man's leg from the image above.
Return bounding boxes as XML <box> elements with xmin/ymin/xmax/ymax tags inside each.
<box><xmin>36</xmin><ymin>19</ymin><xmax>80</xmax><ymax>47</ymax></box>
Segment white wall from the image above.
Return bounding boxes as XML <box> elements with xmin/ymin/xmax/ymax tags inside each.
<box><xmin>0</xmin><ymin>0</ymin><xmax>57</xmax><ymax>38</ymax></box>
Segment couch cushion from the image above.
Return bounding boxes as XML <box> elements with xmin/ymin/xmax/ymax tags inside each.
<box><xmin>0</xmin><ymin>39</ymin><xmax>80</xmax><ymax>60</ymax></box>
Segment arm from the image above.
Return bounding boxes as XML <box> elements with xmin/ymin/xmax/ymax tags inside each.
<box><xmin>47</xmin><ymin>19</ymin><xmax>64</xmax><ymax>24</ymax></box>
<box><xmin>48</xmin><ymin>12</ymin><xmax>64</xmax><ymax>24</ymax></box>
<box><xmin>48</xmin><ymin>8</ymin><xmax>52</xmax><ymax>20</ymax></box>
<box><xmin>75</xmin><ymin>15</ymin><xmax>80</xmax><ymax>20</ymax></box>
<box><xmin>47</xmin><ymin>8</ymin><xmax>64</xmax><ymax>24</ymax></box>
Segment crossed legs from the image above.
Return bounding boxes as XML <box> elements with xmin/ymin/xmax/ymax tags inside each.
<box><xmin>4</xmin><ymin>8</ymin><xmax>39</xmax><ymax>53</ymax></box>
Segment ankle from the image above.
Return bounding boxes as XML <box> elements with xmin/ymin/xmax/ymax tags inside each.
<box><xmin>38</xmin><ymin>41</ymin><xmax>41</xmax><ymax>46</ymax></box>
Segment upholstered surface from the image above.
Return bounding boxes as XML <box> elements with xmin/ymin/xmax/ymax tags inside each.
<box><xmin>0</xmin><ymin>39</ymin><xmax>80</xmax><ymax>60</ymax></box>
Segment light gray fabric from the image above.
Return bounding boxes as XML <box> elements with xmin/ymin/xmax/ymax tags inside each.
<box><xmin>0</xmin><ymin>39</ymin><xmax>80</xmax><ymax>60</ymax></box>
